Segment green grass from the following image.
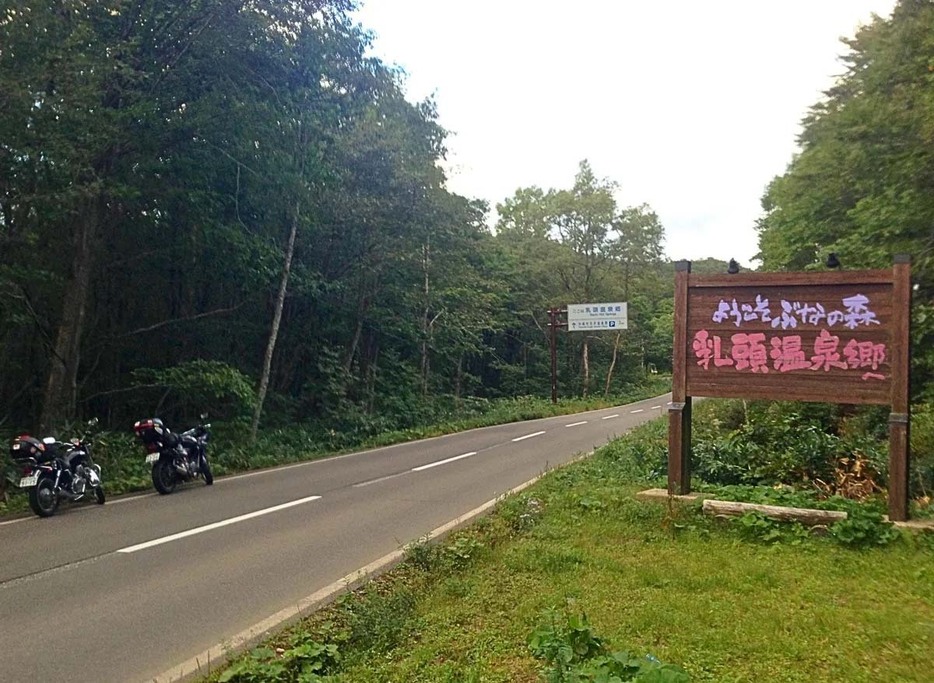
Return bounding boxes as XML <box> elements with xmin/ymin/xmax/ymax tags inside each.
<box><xmin>1</xmin><ymin>378</ymin><xmax>671</xmax><ymax>517</ymax></box>
<box><xmin>205</xmin><ymin>422</ymin><xmax>934</xmax><ymax>683</ymax></box>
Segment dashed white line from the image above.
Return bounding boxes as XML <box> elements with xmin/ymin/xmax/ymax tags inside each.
<box><xmin>512</xmin><ymin>431</ymin><xmax>546</xmax><ymax>442</ymax></box>
<box><xmin>601</xmin><ymin>414</ymin><xmax>619</xmax><ymax>420</ymax></box>
<box><xmin>652</xmin><ymin>406</ymin><xmax>661</xmax><ymax>409</ymax></box>
<box><xmin>412</xmin><ymin>452</ymin><xmax>478</xmax><ymax>472</ymax></box>
<box><xmin>565</xmin><ymin>421</ymin><xmax>587</xmax><ymax>428</ymax></box>
<box><xmin>630</xmin><ymin>409</ymin><xmax>644</xmax><ymax>414</ymax></box>
<box><xmin>353</xmin><ymin>472</ymin><xmax>409</xmax><ymax>488</ymax></box>
<box><xmin>117</xmin><ymin>495</ymin><xmax>322</xmax><ymax>553</ymax></box>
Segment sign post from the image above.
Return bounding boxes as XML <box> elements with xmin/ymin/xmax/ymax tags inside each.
<box><xmin>669</xmin><ymin>257</ymin><xmax>912</xmax><ymax>520</ymax></box>
<box><xmin>547</xmin><ymin>307</ymin><xmax>566</xmax><ymax>404</ymax></box>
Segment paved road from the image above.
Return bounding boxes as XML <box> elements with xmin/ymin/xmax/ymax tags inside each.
<box><xmin>0</xmin><ymin>394</ymin><xmax>670</xmax><ymax>682</ymax></box>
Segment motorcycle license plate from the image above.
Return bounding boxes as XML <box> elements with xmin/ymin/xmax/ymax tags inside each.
<box><xmin>145</xmin><ymin>453</ymin><xmax>160</xmax><ymax>464</ymax></box>
<box><xmin>18</xmin><ymin>475</ymin><xmax>38</xmax><ymax>488</ymax></box>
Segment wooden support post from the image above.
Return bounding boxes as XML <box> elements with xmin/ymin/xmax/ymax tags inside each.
<box><xmin>549</xmin><ymin>307</ymin><xmax>558</xmax><ymax>404</ymax></box>
<box><xmin>668</xmin><ymin>260</ymin><xmax>692</xmax><ymax>495</ymax></box>
<box><xmin>888</xmin><ymin>254</ymin><xmax>911</xmax><ymax>521</ymax></box>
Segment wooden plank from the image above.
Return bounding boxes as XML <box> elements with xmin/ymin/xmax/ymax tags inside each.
<box><xmin>689</xmin><ymin>269</ymin><xmax>894</xmax><ymax>288</ymax></box>
<box><xmin>685</xmin><ymin>382</ymin><xmax>891</xmax><ymax>406</ymax></box>
<box><xmin>702</xmin><ymin>499</ymin><xmax>848</xmax><ymax>526</ymax></box>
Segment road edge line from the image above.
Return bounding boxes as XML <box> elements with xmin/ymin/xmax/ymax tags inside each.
<box><xmin>151</xmin><ymin>460</ymin><xmax>581</xmax><ymax>683</ymax></box>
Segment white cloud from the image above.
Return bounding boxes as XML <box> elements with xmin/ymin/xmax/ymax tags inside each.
<box><xmin>353</xmin><ymin>0</ymin><xmax>897</xmax><ymax>266</ymax></box>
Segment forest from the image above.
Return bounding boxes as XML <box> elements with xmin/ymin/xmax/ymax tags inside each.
<box><xmin>0</xmin><ymin>1</ymin><xmax>681</xmax><ymax>440</ymax></box>
<box><xmin>2</xmin><ymin>0</ymin><xmax>933</xmax><ymax>468</ymax></box>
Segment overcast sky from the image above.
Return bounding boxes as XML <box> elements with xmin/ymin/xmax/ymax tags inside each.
<box><xmin>351</xmin><ymin>0</ymin><xmax>897</xmax><ymax>266</ymax></box>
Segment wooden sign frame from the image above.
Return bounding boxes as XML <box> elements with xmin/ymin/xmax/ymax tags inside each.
<box><xmin>669</xmin><ymin>256</ymin><xmax>912</xmax><ymax>521</ymax></box>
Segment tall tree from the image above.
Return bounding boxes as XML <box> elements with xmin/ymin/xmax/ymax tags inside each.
<box><xmin>756</xmin><ymin>0</ymin><xmax>934</xmax><ymax>397</ymax></box>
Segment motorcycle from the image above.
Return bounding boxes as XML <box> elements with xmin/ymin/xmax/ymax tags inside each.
<box><xmin>9</xmin><ymin>418</ymin><xmax>105</xmax><ymax>518</ymax></box>
<box><xmin>132</xmin><ymin>415</ymin><xmax>214</xmax><ymax>494</ymax></box>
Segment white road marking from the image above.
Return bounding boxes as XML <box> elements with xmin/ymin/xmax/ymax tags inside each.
<box><xmin>117</xmin><ymin>495</ymin><xmax>322</xmax><ymax>554</ymax></box>
<box><xmin>353</xmin><ymin>472</ymin><xmax>409</xmax><ymax>488</ymax></box>
<box><xmin>565</xmin><ymin>421</ymin><xmax>587</xmax><ymax>427</ymax></box>
<box><xmin>106</xmin><ymin>491</ymin><xmax>157</xmax><ymax>505</ymax></box>
<box><xmin>630</xmin><ymin>409</ymin><xmax>644</xmax><ymax>414</ymax></box>
<box><xmin>512</xmin><ymin>431</ymin><xmax>545</xmax><ymax>442</ymax></box>
<box><xmin>222</xmin><ymin>461</ymin><xmax>315</xmax><ymax>481</ymax></box>
<box><xmin>652</xmin><ymin>406</ymin><xmax>661</xmax><ymax>409</ymax></box>
<box><xmin>601</xmin><ymin>414</ymin><xmax>619</xmax><ymax>420</ymax></box>
<box><xmin>412</xmin><ymin>452</ymin><xmax>478</xmax><ymax>472</ymax></box>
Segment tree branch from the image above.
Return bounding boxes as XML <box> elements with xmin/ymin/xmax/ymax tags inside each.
<box><xmin>110</xmin><ymin>302</ymin><xmax>247</xmax><ymax>340</ymax></box>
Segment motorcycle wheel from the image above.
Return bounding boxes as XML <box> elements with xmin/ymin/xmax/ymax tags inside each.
<box><xmin>28</xmin><ymin>477</ymin><xmax>59</xmax><ymax>517</ymax></box>
<box><xmin>201</xmin><ymin>456</ymin><xmax>214</xmax><ymax>486</ymax></box>
<box><xmin>94</xmin><ymin>486</ymin><xmax>105</xmax><ymax>504</ymax></box>
<box><xmin>152</xmin><ymin>459</ymin><xmax>178</xmax><ymax>495</ymax></box>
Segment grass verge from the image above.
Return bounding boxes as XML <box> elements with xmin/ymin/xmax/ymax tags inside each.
<box><xmin>203</xmin><ymin>417</ymin><xmax>934</xmax><ymax>683</ymax></box>
<box><xmin>0</xmin><ymin>378</ymin><xmax>670</xmax><ymax>517</ymax></box>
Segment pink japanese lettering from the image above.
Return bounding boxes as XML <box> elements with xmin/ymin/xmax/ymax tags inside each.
<box><xmin>731</xmin><ymin>332</ymin><xmax>769</xmax><ymax>373</ymax></box>
<box><xmin>692</xmin><ymin>330</ymin><xmax>733</xmax><ymax>369</ymax></box>
<box><xmin>810</xmin><ymin>329</ymin><xmax>847</xmax><ymax>371</ymax></box>
<box><xmin>769</xmin><ymin>335</ymin><xmax>812</xmax><ymax>372</ymax></box>
<box><xmin>842</xmin><ymin>339</ymin><xmax>886</xmax><ymax>370</ymax></box>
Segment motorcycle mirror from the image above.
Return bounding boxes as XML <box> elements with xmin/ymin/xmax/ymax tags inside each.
<box><xmin>87</xmin><ymin>417</ymin><xmax>100</xmax><ymax>427</ymax></box>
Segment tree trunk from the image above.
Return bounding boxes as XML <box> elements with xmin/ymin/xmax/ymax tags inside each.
<box><xmin>250</xmin><ymin>202</ymin><xmax>300</xmax><ymax>442</ymax></box>
<box><xmin>366</xmin><ymin>343</ymin><xmax>379</xmax><ymax>414</ymax></box>
<box><xmin>344</xmin><ymin>313</ymin><xmax>364</xmax><ymax>375</ymax></box>
<box><xmin>420</xmin><ymin>238</ymin><xmax>431</xmax><ymax>398</ymax></box>
<box><xmin>604</xmin><ymin>331</ymin><xmax>621</xmax><ymax>398</ymax></box>
<box><xmin>39</xmin><ymin>196</ymin><xmax>99</xmax><ymax>433</ymax></box>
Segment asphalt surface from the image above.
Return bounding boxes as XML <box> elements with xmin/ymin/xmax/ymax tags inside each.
<box><xmin>0</xmin><ymin>393</ymin><xmax>671</xmax><ymax>682</ymax></box>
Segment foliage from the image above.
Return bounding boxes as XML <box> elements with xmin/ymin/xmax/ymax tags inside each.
<box><xmin>828</xmin><ymin>507</ymin><xmax>901</xmax><ymax>548</ymax></box>
<box><xmin>130</xmin><ymin>360</ymin><xmax>257</xmax><ymax>420</ymax></box>
<box><xmin>217</xmin><ymin>634</ymin><xmax>340</xmax><ymax>683</ymax></box>
<box><xmin>734</xmin><ymin>511</ymin><xmax>810</xmax><ymax>545</ymax></box>
<box><xmin>5</xmin><ymin>1</ymin><xmax>679</xmax><ymax>435</ymax></box>
<box><xmin>756</xmin><ymin>0</ymin><xmax>934</xmax><ymax>401</ymax></box>
<box><xmin>528</xmin><ymin>607</ymin><xmax>691</xmax><ymax>683</ymax></box>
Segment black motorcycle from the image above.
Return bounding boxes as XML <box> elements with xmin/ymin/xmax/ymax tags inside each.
<box><xmin>132</xmin><ymin>416</ymin><xmax>214</xmax><ymax>494</ymax></box>
<box><xmin>9</xmin><ymin>419</ymin><xmax>105</xmax><ymax>517</ymax></box>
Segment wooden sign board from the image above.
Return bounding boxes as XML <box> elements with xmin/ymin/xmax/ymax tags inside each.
<box><xmin>668</xmin><ymin>257</ymin><xmax>912</xmax><ymax>520</ymax></box>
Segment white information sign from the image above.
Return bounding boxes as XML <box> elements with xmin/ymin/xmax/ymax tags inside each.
<box><xmin>567</xmin><ymin>302</ymin><xmax>628</xmax><ymax>331</ymax></box>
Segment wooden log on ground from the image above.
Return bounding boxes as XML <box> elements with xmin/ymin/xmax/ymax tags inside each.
<box><xmin>702</xmin><ymin>499</ymin><xmax>847</xmax><ymax>526</ymax></box>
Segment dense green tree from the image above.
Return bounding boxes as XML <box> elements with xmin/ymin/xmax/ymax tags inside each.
<box><xmin>492</xmin><ymin>161</ymin><xmax>668</xmax><ymax>398</ymax></box>
<box><xmin>0</xmin><ymin>4</ymin><xmax>670</xmax><ymax>438</ymax></box>
<box><xmin>756</xmin><ymin>0</ymin><xmax>934</xmax><ymax>398</ymax></box>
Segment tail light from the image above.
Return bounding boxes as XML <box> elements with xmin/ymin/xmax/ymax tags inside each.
<box><xmin>21</xmin><ymin>464</ymin><xmax>33</xmax><ymax>476</ymax></box>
